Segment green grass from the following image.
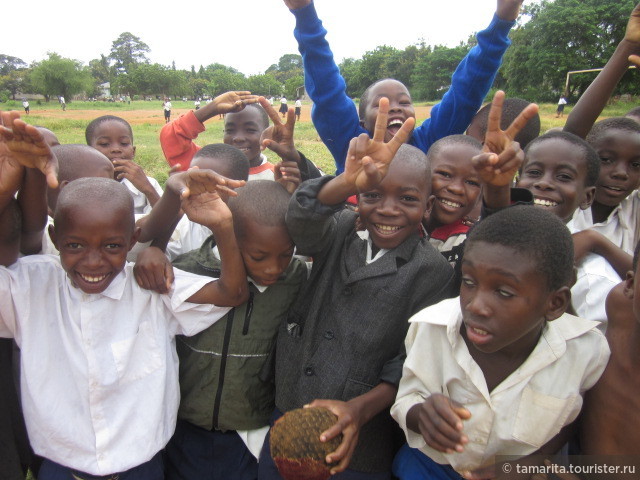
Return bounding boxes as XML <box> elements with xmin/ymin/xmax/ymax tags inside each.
<box><xmin>4</xmin><ymin>99</ymin><xmax>636</xmax><ymax>187</ymax></box>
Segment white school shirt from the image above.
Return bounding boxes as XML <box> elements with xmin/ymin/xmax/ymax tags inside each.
<box><xmin>391</xmin><ymin>298</ymin><xmax>609</xmax><ymax>474</ymax></box>
<box><xmin>571</xmin><ymin>190</ymin><xmax>640</xmax><ymax>255</ymax></box>
<box><xmin>0</xmin><ymin>255</ymin><xmax>230</xmax><ymax>475</ymax></box>
<box><xmin>121</xmin><ymin>177</ymin><xmax>164</xmax><ymax>215</ymax></box>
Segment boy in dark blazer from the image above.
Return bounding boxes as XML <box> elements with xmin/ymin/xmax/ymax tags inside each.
<box><xmin>258</xmin><ymin>99</ymin><xmax>455</xmax><ymax>480</ymax></box>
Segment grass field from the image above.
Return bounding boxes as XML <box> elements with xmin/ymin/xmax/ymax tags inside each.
<box><xmin>3</xmin><ymin>97</ymin><xmax>638</xmax><ymax>187</ymax></box>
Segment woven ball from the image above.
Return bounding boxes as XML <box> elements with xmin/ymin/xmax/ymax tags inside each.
<box><xmin>270</xmin><ymin>407</ymin><xmax>343</xmax><ymax>480</ymax></box>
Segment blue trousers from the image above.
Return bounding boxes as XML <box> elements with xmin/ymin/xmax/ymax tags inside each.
<box><xmin>165</xmin><ymin>419</ymin><xmax>258</xmax><ymax>480</ymax></box>
<box><xmin>257</xmin><ymin>410</ymin><xmax>391</xmax><ymax>480</ymax></box>
<box><xmin>39</xmin><ymin>452</ymin><xmax>163</xmax><ymax>480</ymax></box>
<box><xmin>392</xmin><ymin>444</ymin><xmax>463</xmax><ymax>480</ymax></box>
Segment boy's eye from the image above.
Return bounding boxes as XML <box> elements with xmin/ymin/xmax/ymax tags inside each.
<box><xmin>361</xmin><ymin>192</ymin><xmax>381</xmax><ymax>200</ymax></box>
<box><xmin>599</xmin><ymin>156</ymin><xmax>612</xmax><ymax>164</ymax></box>
<box><xmin>556</xmin><ymin>173</ymin><xmax>573</xmax><ymax>182</ymax></box>
<box><xmin>523</xmin><ymin>168</ymin><xmax>541</xmax><ymax>177</ymax></box>
<box><xmin>65</xmin><ymin>243</ymin><xmax>82</xmax><ymax>250</ymax></box>
<box><xmin>246</xmin><ymin>129</ymin><xmax>259</xmax><ymax>134</ymax></box>
<box><xmin>105</xmin><ymin>243</ymin><xmax>123</xmax><ymax>250</ymax></box>
<box><xmin>465</xmin><ymin>179</ymin><xmax>480</xmax><ymax>188</ymax></box>
<box><xmin>401</xmin><ymin>195</ymin><xmax>419</xmax><ymax>202</ymax></box>
<box><xmin>461</xmin><ymin>276</ymin><xmax>475</xmax><ymax>288</ymax></box>
<box><xmin>497</xmin><ymin>288</ymin><xmax>515</xmax><ymax>298</ymax></box>
<box><xmin>249</xmin><ymin>255</ymin><xmax>266</xmax><ymax>262</ymax></box>
<box><xmin>631</xmin><ymin>161</ymin><xmax>640</xmax><ymax>169</ymax></box>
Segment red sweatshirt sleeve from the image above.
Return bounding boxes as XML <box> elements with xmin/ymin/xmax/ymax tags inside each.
<box><xmin>159</xmin><ymin>111</ymin><xmax>205</xmax><ymax>170</ymax></box>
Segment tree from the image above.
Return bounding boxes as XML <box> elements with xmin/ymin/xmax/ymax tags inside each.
<box><xmin>501</xmin><ymin>0</ymin><xmax>638</xmax><ymax>101</ymax></box>
<box><xmin>411</xmin><ymin>44</ymin><xmax>469</xmax><ymax>100</ymax></box>
<box><xmin>30</xmin><ymin>53</ymin><xmax>93</xmax><ymax>101</ymax></box>
<box><xmin>89</xmin><ymin>54</ymin><xmax>112</xmax><ymax>85</ymax></box>
<box><xmin>284</xmin><ymin>74</ymin><xmax>305</xmax><ymax>99</ymax></box>
<box><xmin>339</xmin><ymin>58</ymin><xmax>365</xmax><ymax>98</ymax></box>
<box><xmin>246</xmin><ymin>74</ymin><xmax>282</xmax><ymax>97</ymax></box>
<box><xmin>0</xmin><ymin>69</ymin><xmax>30</xmax><ymax>100</ymax></box>
<box><xmin>266</xmin><ymin>54</ymin><xmax>303</xmax><ymax>83</ymax></box>
<box><xmin>109</xmin><ymin>32</ymin><xmax>150</xmax><ymax>71</ymax></box>
<box><xmin>0</xmin><ymin>55</ymin><xmax>27</xmax><ymax>76</ymax></box>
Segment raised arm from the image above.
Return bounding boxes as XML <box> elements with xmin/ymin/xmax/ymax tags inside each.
<box><xmin>411</xmin><ymin>0</ymin><xmax>521</xmax><ymax>153</ymax></box>
<box><xmin>160</xmin><ymin>91</ymin><xmax>260</xmax><ymax>170</ymax></box>
<box><xmin>563</xmin><ymin>3</ymin><xmax>640</xmax><ymax>138</ymax></box>
<box><xmin>286</xmin><ymin>0</ymin><xmax>366</xmax><ymax>173</ymax></box>
<box><xmin>180</xmin><ymin>175</ymin><xmax>248</xmax><ymax>306</ymax></box>
<box><xmin>472</xmin><ymin>90</ymin><xmax>537</xmax><ymax>209</ymax></box>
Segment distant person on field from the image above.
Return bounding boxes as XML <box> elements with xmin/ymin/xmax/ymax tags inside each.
<box><xmin>556</xmin><ymin>95</ymin><xmax>567</xmax><ymax>118</ymax></box>
<box><xmin>22</xmin><ymin>99</ymin><xmax>29</xmax><ymax>115</ymax></box>
<box><xmin>279</xmin><ymin>96</ymin><xmax>288</xmax><ymax>118</ymax></box>
<box><xmin>194</xmin><ymin>98</ymin><xmax>201</xmax><ymax>110</ymax></box>
<box><xmin>295</xmin><ymin>97</ymin><xmax>302</xmax><ymax>121</ymax></box>
<box><xmin>164</xmin><ymin>98</ymin><xmax>172</xmax><ymax>123</ymax></box>
<box><xmin>59</xmin><ymin>96</ymin><xmax>66</xmax><ymax>111</ymax></box>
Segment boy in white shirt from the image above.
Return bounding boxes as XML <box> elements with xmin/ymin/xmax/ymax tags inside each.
<box><xmin>0</xmin><ymin>115</ymin><xmax>249</xmax><ymax>479</ymax></box>
<box><xmin>391</xmin><ymin>206</ymin><xmax>610</xmax><ymax>480</ymax></box>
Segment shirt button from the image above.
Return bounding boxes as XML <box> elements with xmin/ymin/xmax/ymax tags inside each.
<box><xmin>342</xmin><ymin>287</ymin><xmax>352</xmax><ymax>296</ymax></box>
<box><xmin>324</xmin><ymin>330</ymin><xmax>334</xmax><ymax>340</ymax></box>
<box><xmin>304</xmin><ymin>366</ymin><xmax>314</xmax><ymax>376</ymax></box>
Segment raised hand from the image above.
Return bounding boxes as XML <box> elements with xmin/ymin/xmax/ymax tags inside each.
<box><xmin>166</xmin><ymin>168</ymin><xmax>245</xmax><ymax>200</ymax></box>
<box><xmin>624</xmin><ymin>3</ymin><xmax>640</xmax><ymax>44</ymax></box>
<box><xmin>181</xmin><ymin>191</ymin><xmax>233</xmax><ymax>231</ymax></box>
<box><xmin>211</xmin><ymin>91</ymin><xmax>260</xmax><ymax>115</ymax></box>
<box><xmin>474</xmin><ymin>90</ymin><xmax>537</xmax><ymax>187</ymax></box>
<box><xmin>283</xmin><ymin>0</ymin><xmax>312</xmax><ymax>9</ymax></box>
<box><xmin>343</xmin><ymin>97</ymin><xmax>415</xmax><ymax>192</ymax></box>
<box><xmin>259</xmin><ymin>96</ymin><xmax>302</xmax><ymax>165</ymax></box>
<box><xmin>0</xmin><ymin>111</ymin><xmax>58</xmax><ymax>188</ymax></box>
<box><xmin>630</xmin><ymin>54</ymin><xmax>640</xmax><ymax>68</ymax></box>
<box><xmin>274</xmin><ymin>160</ymin><xmax>301</xmax><ymax>194</ymax></box>
<box><xmin>496</xmin><ymin>0</ymin><xmax>525</xmax><ymax>21</ymax></box>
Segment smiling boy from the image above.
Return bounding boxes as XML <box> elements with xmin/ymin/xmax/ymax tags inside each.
<box><xmin>0</xmin><ymin>115</ymin><xmax>249</xmax><ymax>479</ymax></box>
<box><xmin>258</xmin><ymin>99</ymin><xmax>455</xmax><ymax>479</ymax></box>
<box><xmin>391</xmin><ymin>206</ymin><xmax>609</xmax><ymax>480</ymax></box>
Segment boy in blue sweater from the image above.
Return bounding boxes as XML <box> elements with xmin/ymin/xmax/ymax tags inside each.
<box><xmin>282</xmin><ymin>0</ymin><xmax>524</xmax><ymax>173</ymax></box>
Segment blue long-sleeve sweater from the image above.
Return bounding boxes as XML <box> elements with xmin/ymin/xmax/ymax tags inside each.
<box><xmin>291</xmin><ymin>2</ymin><xmax>515</xmax><ymax>174</ymax></box>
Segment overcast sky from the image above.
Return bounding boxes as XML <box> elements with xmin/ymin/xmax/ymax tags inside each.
<box><xmin>5</xmin><ymin>0</ymin><xmax>529</xmax><ymax>75</ymax></box>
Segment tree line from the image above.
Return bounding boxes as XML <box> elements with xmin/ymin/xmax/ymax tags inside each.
<box><xmin>1</xmin><ymin>0</ymin><xmax>638</xmax><ymax>104</ymax></box>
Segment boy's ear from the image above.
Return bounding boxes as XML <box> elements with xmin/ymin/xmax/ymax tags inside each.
<box><xmin>624</xmin><ymin>271</ymin><xmax>635</xmax><ymax>299</ymax></box>
<box><xmin>544</xmin><ymin>286</ymin><xmax>571</xmax><ymax>321</ymax></box>
<box><xmin>128</xmin><ymin>226</ymin><xmax>141</xmax><ymax>251</ymax></box>
<box><xmin>579</xmin><ymin>185</ymin><xmax>596</xmax><ymax>210</ymax></box>
<box><xmin>424</xmin><ymin>194</ymin><xmax>435</xmax><ymax>218</ymax></box>
<box><xmin>48</xmin><ymin>224</ymin><xmax>57</xmax><ymax>249</ymax></box>
<box><xmin>132</xmin><ymin>145</ymin><xmax>137</xmax><ymax>158</ymax></box>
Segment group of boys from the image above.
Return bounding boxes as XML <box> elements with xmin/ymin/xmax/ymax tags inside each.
<box><xmin>2</xmin><ymin>1</ymin><xmax>640</xmax><ymax>480</ymax></box>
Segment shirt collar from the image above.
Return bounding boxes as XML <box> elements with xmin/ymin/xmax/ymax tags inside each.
<box><xmin>211</xmin><ymin>244</ymin><xmax>271</xmax><ymax>292</ymax></box>
<box><xmin>355</xmin><ymin>229</ymin><xmax>389</xmax><ymax>264</ymax></box>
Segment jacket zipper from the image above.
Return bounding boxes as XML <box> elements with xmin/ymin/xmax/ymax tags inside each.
<box><xmin>212</xmin><ymin>308</ymin><xmax>234</xmax><ymax>429</ymax></box>
<box><xmin>242</xmin><ymin>292</ymin><xmax>254</xmax><ymax>335</ymax></box>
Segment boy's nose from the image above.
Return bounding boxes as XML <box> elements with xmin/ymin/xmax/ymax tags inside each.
<box><xmin>447</xmin><ymin>180</ymin><xmax>465</xmax><ymax>194</ymax></box>
<box><xmin>533</xmin><ymin>177</ymin><xmax>554</xmax><ymax>190</ymax></box>
<box><xmin>611</xmin><ymin>162</ymin><xmax>629</xmax><ymax>180</ymax></box>
<box><xmin>465</xmin><ymin>293</ymin><xmax>491</xmax><ymax>317</ymax></box>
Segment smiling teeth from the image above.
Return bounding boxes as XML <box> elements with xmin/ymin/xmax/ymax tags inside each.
<box><xmin>80</xmin><ymin>274</ymin><xmax>107</xmax><ymax>283</ymax></box>
<box><xmin>472</xmin><ymin>327</ymin><xmax>488</xmax><ymax>336</ymax></box>
<box><xmin>534</xmin><ymin>198</ymin><xmax>558</xmax><ymax>207</ymax></box>
<box><xmin>388</xmin><ymin>119</ymin><xmax>403</xmax><ymax>128</ymax></box>
<box><xmin>375</xmin><ymin>224</ymin><xmax>401</xmax><ymax>234</ymax></box>
<box><xmin>606</xmin><ymin>186</ymin><xmax>623</xmax><ymax>191</ymax></box>
<box><xmin>439</xmin><ymin>198</ymin><xmax>462</xmax><ymax>208</ymax></box>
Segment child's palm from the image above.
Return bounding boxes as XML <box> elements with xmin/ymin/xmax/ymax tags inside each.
<box><xmin>182</xmin><ymin>192</ymin><xmax>232</xmax><ymax>227</ymax></box>
<box><xmin>213</xmin><ymin>91</ymin><xmax>259</xmax><ymax>114</ymax></box>
<box><xmin>0</xmin><ymin>142</ymin><xmax>23</xmax><ymax>196</ymax></box>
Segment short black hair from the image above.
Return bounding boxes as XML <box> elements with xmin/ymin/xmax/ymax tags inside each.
<box><xmin>427</xmin><ymin>134</ymin><xmax>482</xmax><ymax>164</ymax></box>
<box><xmin>393</xmin><ymin>143</ymin><xmax>431</xmax><ymax>190</ymax></box>
<box><xmin>192</xmin><ymin>144</ymin><xmax>250</xmax><ymax>181</ymax></box>
<box><xmin>471</xmin><ymin>98</ymin><xmax>541</xmax><ymax>149</ymax></box>
<box><xmin>586</xmin><ymin>117</ymin><xmax>640</xmax><ymax>147</ymax></box>
<box><xmin>52</xmin><ymin>144</ymin><xmax>114</xmax><ymax>182</ymax></box>
<box><xmin>358</xmin><ymin>78</ymin><xmax>408</xmax><ymax>120</ymax></box>
<box><xmin>465</xmin><ymin>205</ymin><xmax>574</xmax><ymax>290</ymax></box>
<box><xmin>85</xmin><ymin>115</ymin><xmax>134</xmax><ymax>144</ymax></box>
<box><xmin>54</xmin><ymin>177</ymin><xmax>134</xmax><ymax>232</ymax></box>
<box><xmin>525</xmin><ymin>130</ymin><xmax>600</xmax><ymax>187</ymax></box>
<box><xmin>626</xmin><ymin>106</ymin><xmax>640</xmax><ymax>119</ymax></box>
<box><xmin>227</xmin><ymin>181</ymin><xmax>291</xmax><ymax>240</ymax></box>
<box><xmin>634</xmin><ymin>240</ymin><xmax>640</xmax><ymax>272</ymax></box>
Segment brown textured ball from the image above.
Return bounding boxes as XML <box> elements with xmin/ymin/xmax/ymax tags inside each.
<box><xmin>270</xmin><ymin>407</ymin><xmax>343</xmax><ymax>480</ymax></box>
